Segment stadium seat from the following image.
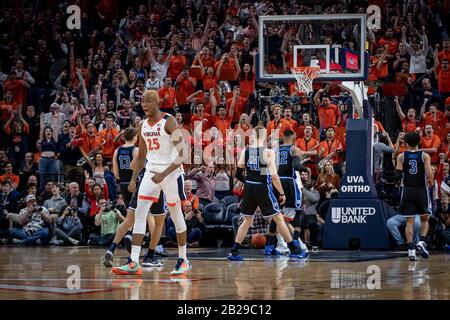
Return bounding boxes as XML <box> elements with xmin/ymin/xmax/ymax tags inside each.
<box><xmin>202</xmin><ymin>203</ymin><xmax>232</xmax><ymax>248</ymax></box>
<box><xmin>224</xmin><ymin>203</ymin><xmax>241</xmax><ymax>225</ymax></box>
<box><xmin>219</xmin><ymin>195</ymin><xmax>239</xmax><ymax>208</ymax></box>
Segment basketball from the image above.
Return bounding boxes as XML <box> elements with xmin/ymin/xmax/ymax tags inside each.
<box><xmin>251</xmin><ymin>234</ymin><xmax>267</xmax><ymax>249</ymax></box>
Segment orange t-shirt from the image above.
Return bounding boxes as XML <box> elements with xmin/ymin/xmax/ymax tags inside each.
<box><xmin>267</xmin><ymin>118</ymin><xmax>293</xmax><ymax>138</ymax></box>
<box><xmin>378</xmin><ymin>37</ymin><xmax>399</xmax><ymax>55</ymax></box>
<box><xmin>183</xmin><ymin>193</ymin><xmax>200</xmax><ymax>210</ymax></box>
<box><xmin>176</xmin><ymin>77</ymin><xmax>196</xmax><ymax>106</ymax></box>
<box><xmin>190</xmin><ymin>113</ymin><xmax>213</xmax><ymax>133</ymax></box>
<box><xmin>296</xmin><ymin>137</ymin><xmax>319</xmax><ymax>161</ymax></box>
<box><xmin>202</xmin><ymin>75</ymin><xmax>218</xmax><ymax>91</ymax></box>
<box><xmin>284</xmin><ymin>52</ymin><xmax>294</xmax><ymax>70</ymax></box>
<box><xmin>0</xmin><ymin>101</ymin><xmax>17</xmax><ymax>122</ymax></box>
<box><xmin>98</xmin><ymin>127</ymin><xmax>120</xmax><ymax>159</ymax></box>
<box><xmin>168</xmin><ymin>55</ymin><xmax>187</xmax><ymax>79</ymax></box>
<box><xmin>214</xmin><ymin>59</ymin><xmax>238</xmax><ymax>81</ymax></box>
<box><xmin>213</xmin><ymin>115</ymin><xmax>233</xmax><ymax>139</ymax></box>
<box><xmin>318</xmin><ymin>103</ymin><xmax>341</xmax><ymax>129</ymax></box>
<box><xmin>318</xmin><ymin>139</ymin><xmax>343</xmax><ymax>165</ymax></box>
<box><xmin>402</xmin><ymin>118</ymin><xmax>420</xmax><ymax>133</ymax></box>
<box><xmin>226</xmin><ymin>96</ymin><xmax>247</xmax><ymax>123</ymax></box>
<box><xmin>284</xmin><ymin>118</ymin><xmax>298</xmax><ymax>133</ymax></box>
<box><xmin>158</xmin><ymin>87</ymin><xmax>177</xmax><ymax>109</ymax></box>
<box><xmin>422</xmin><ymin>111</ymin><xmax>445</xmax><ymax>130</ymax></box>
<box><xmin>438</xmin><ymin>49</ymin><xmax>450</xmax><ymax>64</ymax></box>
<box><xmin>81</xmin><ymin>133</ymin><xmax>104</xmax><ymax>154</ymax></box>
<box><xmin>437</xmin><ymin>67</ymin><xmax>450</xmax><ymax>93</ymax></box>
<box><xmin>197</xmin><ymin>56</ymin><xmax>216</xmax><ymax>69</ymax></box>
<box><xmin>421</xmin><ymin>134</ymin><xmax>441</xmax><ymax>163</ymax></box>
<box><xmin>371</xmin><ymin>55</ymin><xmax>389</xmax><ymax>78</ymax></box>
<box><xmin>394</xmin><ymin>143</ymin><xmax>408</xmax><ymax>156</ymax></box>
<box><xmin>239</xmin><ymin>77</ymin><xmax>256</xmax><ymax>98</ymax></box>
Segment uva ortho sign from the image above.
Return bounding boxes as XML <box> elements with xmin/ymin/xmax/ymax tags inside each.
<box><xmin>340</xmin><ymin>176</ymin><xmax>371</xmax><ymax>193</ymax></box>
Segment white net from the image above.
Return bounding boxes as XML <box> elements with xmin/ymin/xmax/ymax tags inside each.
<box><xmin>291</xmin><ymin>67</ymin><xmax>321</xmax><ymax>95</ymax></box>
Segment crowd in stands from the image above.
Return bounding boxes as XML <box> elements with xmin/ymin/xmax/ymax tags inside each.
<box><xmin>0</xmin><ymin>0</ymin><xmax>449</xmax><ymax>250</ymax></box>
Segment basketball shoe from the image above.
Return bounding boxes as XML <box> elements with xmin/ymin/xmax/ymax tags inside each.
<box><xmin>415</xmin><ymin>241</ymin><xmax>429</xmax><ymax>258</ymax></box>
<box><xmin>408</xmin><ymin>249</ymin><xmax>418</xmax><ymax>261</ymax></box>
<box><xmin>142</xmin><ymin>253</ymin><xmax>163</xmax><ymax>267</ymax></box>
<box><xmin>227</xmin><ymin>249</ymin><xmax>244</xmax><ymax>261</ymax></box>
<box><xmin>288</xmin><ymin>240</ymin><xmax>307</xmax><ymax>259</ymax></box>
<box><xmin>170</xmin><ymin>258</ymin><xmax>192</xmax><ymax>276</ymax></box>
<box><xmin>264</xmin><ymin>245</ymin><xmax>281</xmax><ymax>255</ymax></box>
<box><xmin>112</xmin><ymin>258</ymin><xmax>142</xmax><ymax>275</ymax></box>
<box><xmin>103</xmin><ymin>250</ymin><xmax>114</xmax><ymax>267</ymax></box>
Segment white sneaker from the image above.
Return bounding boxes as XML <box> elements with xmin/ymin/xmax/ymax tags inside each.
<box><xmin>50</xmin><ymin>238</ymin><xmax>64</xmax><ymax>245</ymax></box>
<box><xmin>415</xmin><ymin>241</ymin><xmax>429</xmax><ymax>259</ymax></box>
<box><xmin>69</xmin><ymin>238</ymin><xmax>79</xmax><ymax>246</ymax></box>
<box><xmin>276</xmin><ymin>244</ymin><xmax>290</xmax><ymax>255</ymax></box>
<box><xmin>408</xmin><ymin>249</ymin><xmax>417</xmax><ymax>261</ymax></box>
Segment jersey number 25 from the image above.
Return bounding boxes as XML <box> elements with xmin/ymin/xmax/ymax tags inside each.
<box><xmin>147</xmin><ymin>138</ymin><xmax>160</xmax><ymax>151</ymax></box>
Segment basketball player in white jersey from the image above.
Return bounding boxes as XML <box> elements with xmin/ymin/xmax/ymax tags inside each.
<box><xmin>112</xmin><ymin>90</ymin><xmax>190</xmax><ymax>276</ymax></box>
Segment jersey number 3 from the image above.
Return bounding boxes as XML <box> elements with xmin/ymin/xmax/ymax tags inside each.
<box><xmin>147</xmin><ymin>138</ymin><xmax>160</xmax><ymax>151</ymax></box>
<box><xmin>408</xmin><ymin>159</ymin><xmax>417</xmax><ymax>175</ymax></box>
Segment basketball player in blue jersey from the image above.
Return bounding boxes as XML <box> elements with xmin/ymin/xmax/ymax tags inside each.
<box><xmin>103</xmin><ymin>127</ymin><xmax>168</xmax><ymax>267</ymax></box>
<box><xmin>268</xmin><ymin>130</ymin><xmax>309</xmax><ymax>256</ymax></box>
<box><xmin>113</xmin><ymin>128</ymin><xmax>139</xmax><ymax>206</ymax></box>
<box><xmin>396</xmin><ymin>132</ymin><xmax>433</xmax><ymax>261</ymax></box>
<box><xmin>228</xmin><ymin>125</ymin><xmax>305</xmax><ymax>261</ymax></box>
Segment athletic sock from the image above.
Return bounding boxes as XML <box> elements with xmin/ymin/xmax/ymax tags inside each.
<box><xmin>293</xmin><ymin>230</ymin><xmax>300</xmax><ymax>240</ymax></box>
<box><xmin>131</xmin><ymin>245</ymin><xmax>141</xmax><ymax>263</ymax></box>
<box><xmin>276</xmin><ymin>233</ymin><xmax>287</xmax><ymax>247</ymax></box>
<box><xmin>109</xmin><ymin>242</ymin><xmax>118</xmax><ymax>253</ymax></box>
<box><xmin>419</xmin><ymin>236</ymin><xmax>426</xmax><ymax>242</ymax></box>
<box><xmin>408</xmin><ymin>242</ymin><xmax>415</xmax><ymax>250</ymax></box>
<box><xmin>179</xmin><ymin>244</ymin><xmax>187</xmax><ymax>262</ymax></box>
<box><xmin>266</xmin><ymin>235</ymin><xmax>276</xmax><ymax>246</ymax></box>
<box><xmin>297</xmin><ymin>238</ymin><xmax>308</xmax><ymax>251</ymax></box>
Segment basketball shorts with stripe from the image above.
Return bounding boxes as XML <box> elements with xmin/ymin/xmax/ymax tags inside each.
<box><xmin>138</xmin><ymin>168</ymin><xmax>186</xmax><ymax>207</ymax></box>
<box><xmin>240</xmin><ymin>182</ymin><xmax>280</xmax><ymax>217</ymax></box>
<box><xmin>129</xmin><ymin>190</ymin><xmax>167</xmax><ymax>215</ymax></box>
<box><xmin>399</xmin><ymin>186</ymin><xmax>431</xmax><ymax>216</ymax></box>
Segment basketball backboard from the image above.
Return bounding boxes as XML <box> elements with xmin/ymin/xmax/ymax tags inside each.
<box><xmin>257</xmin><ymin>14</ymin><xmax>368</xmax><ymax>82</ymax></box>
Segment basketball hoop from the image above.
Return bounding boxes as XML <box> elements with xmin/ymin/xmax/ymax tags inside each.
<box><xmin>291</xmin><ymin>66</ymin><xmax>321</xmax><ymax>95</ymax></box>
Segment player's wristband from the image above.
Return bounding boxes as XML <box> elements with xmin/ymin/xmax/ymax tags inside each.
<box><xmin>280</xmin><ymin>194</ymin><xmax>285</xmax><ymax>197</ymax></box>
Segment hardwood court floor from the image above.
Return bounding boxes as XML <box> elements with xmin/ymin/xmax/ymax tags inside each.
<box><xmin>0</xmin><ymin>246</ymin><xmax>448</xmax><ymax>300</ymax></box>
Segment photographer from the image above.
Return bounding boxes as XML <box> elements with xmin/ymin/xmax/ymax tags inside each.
<box><xmin>88</xmin><ymin>198</ymin><xmax>125</xmax><ymax>246</ymax></box>
<box><xmin>52</xmin><ymin>206</ymin><xmax>82</xmax><ymax>246</ymax></box>
<box><xmin>9</xmin><ymin>195</ymin><xmax>52</xmax><ymax>245</ymax></box>
<box><xmin>166</xmin><ymin>200</ymin><xmax>206</xmax><ymax>248</ymax></box>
